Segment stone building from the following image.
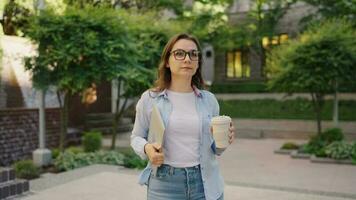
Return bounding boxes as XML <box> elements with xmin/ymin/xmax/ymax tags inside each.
<box><xmin>213</xmin><ymin>0</ymin><xmax>315</xmax><ymax>84</ymax></box>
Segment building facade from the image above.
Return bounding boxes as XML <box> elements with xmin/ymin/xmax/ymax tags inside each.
<box><xmin>213</xmin><ymin>0</ymin><xmax>315</xmax><ymax>84</ymax></box>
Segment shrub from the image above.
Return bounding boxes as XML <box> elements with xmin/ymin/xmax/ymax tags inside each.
<box><xmin>281</xmin><ymin>142</ymin><xmax>299</xmax><ymax>150</ymax></box>
<box><xmin>319</xmin><ymin>128</ymin><xmax>344</xmax><ymax>143</ymax></box>
<box><xmin>54</xmin><ymin>150</ymin><xmax>124</xmax><ymax>172</ymax></box>
<box><xmin>54</xmin><ymin>152</ymin><xmax>90</xmax><ymax>171</ymax></box>
<box><xmin>325</xmin><ymin>141</ymin><xmax>354</xmax><ymax>160</ymax></box>
<box><xmin>298</xmin><ymin>144</ymin><xmax>309</xmax><ymax>153</ymax></box>
<box><xmin>97</xmin><ymin>151</ymin><xmax>125</xmax><ymax>165</ymax></box>
<box><xmin>52</xmin><ymin>148</ymin><xmax>60</xmax><ymax>159</ymax></box>
<box><xmin>304</xmin><ymin>137</ymin><xmax>326</xmax><ymax>154</ymax></box>
<box><xmin>122</xmin><ymin>151</ymin><xmax>148</xmax><ymax>169</ymax></box>
<box><xmin>82</xmin><ymin>131</ymin><xmax>102</xmax><ymax>152</ymax></box>
<box><xmin>352</xmin><ymin>143</ymin><xmax>356</xmax><ymax>160</ymax></box>
<box><xmin>314</xmin><ymin>147</ymin><xmax>328</xmax><ymax>158</ymax></box>
<box><xmin>13</xmin><ymin>160</ymin><xmax>40</xmax><ymax>180</ymax></box>
<box><xmin>352</xmin><ymin>143</ymin><xmax>356</xmax><ymax>165</ymax></box>
<box><xmin>66</xmin><ymin>146</ymin><xmax>84</xmax><ymax>154</ymax></box>
<box><xmin>304</xmin><ymin>128</ymin><xmax>344</xmax><ymax>154</ymax></box>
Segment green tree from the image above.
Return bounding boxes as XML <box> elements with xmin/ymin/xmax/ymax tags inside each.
<box><xmin>110</xmin><ymin>68</ymin><xmax>154</xmax><ymax>149</ymax></box>
<box><xmin>24</xmin><ymin>7</ymin><xmax>139</xmax><ymax>151</ymax></box>
<box><xmin>242</xmin><ymin>0</ymin><xmax>296</xmax><ymax>71</ymax></box>
<box><xmin>109</xmin><ymin>9</ymin><xmax>186</xmax><ymax>149</ymax></box>
<box><xmin>0</xmin><ymin>0</ymin><xmax>32</xmax><ymax>35</ymax></box>
<box><xmin>267</xmin><ymin>19</ymin><xmax>356</xmax><ymax>134</ymax></box>
<box><xmin>63</xmin><ymin>0</ymin><xmax>184</xmax><ymax>14</ymax></box>
<box><xmin>184</xmin><ymin>0</ymin><xmax>232</xmax><ymax>46</ymax></box>
<box><xmin>300</xmin><ymin>0</ymin><xmax>356</xmax><ymax>25</ymax></box>
<box><xmin>297</xmin><ymin>0</ymin><xmax>356</xmax><ymax>126</ymax></box>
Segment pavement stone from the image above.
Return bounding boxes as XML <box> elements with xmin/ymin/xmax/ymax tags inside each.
<box><xmin>218</xmin><ymin>139</ymin><xmax>356</xmax><ymax>198</ymax></box>
<box><xmin>21</xmin><ymin>171</ymin><xmax>356</xmax><ymax>200</ymax></box>
<box><xmin>18</xmin><ymin>138</ymin><xmax>356</xmax><ymax>200</ymax></box>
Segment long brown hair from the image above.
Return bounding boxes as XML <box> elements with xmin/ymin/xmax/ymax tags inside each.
<box><xmin>151</xmin><ymin>33</ymin><xmax>205</xmax><ymax>92</ymax></box>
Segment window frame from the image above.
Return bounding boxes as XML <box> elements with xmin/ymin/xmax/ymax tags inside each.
<box><xmin>225</xmin><ymin>49</ymin><xmax>250</xmax><ymax>79</ymax></box>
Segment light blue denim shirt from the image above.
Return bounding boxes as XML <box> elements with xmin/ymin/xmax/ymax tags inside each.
<box><xmin>130</xmin><ymin>87</ymin><xmax>225</xmax><ymax>200</ymax></box>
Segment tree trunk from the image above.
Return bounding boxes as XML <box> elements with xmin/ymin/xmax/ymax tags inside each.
<box><xmin>333</xmin><ymin>80</ymin><xmax>339</xmax><ymax>127</ymax></box>
<box><xmin>111</xmin><ymin>79</ymin><xmax>129</xmax><ymax>150</ymax></box>
<box><xmin>59</xmin><ymin>91</ymin><xmax>69</xmax><ymax>152</ymax></box>
<box><xmin>111</xmin><ymin>78</ymin><xmax>121</xmax><ymax>150</ymax></box>
<box><xmin>311</xmin><ymin>92</ymin><xmax>324</xmax><ymax>135</ymax></box>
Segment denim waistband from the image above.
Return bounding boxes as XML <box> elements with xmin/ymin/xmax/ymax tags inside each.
<box><xmin>157</xmin><ymin>164</ymin><xmax>200</xmax><ymax>175</ymax></box>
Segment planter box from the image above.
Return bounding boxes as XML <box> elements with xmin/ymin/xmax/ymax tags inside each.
<box><xmin>290</xmin><ymin>150</ymin><xmax>311</xmax><ymax>159</ymax></box>
<box><xmin>274</xmin><ymin>149</ymin><xmax>295</xmax><ymax>155</ymax></box>
<box><xmin>310</xmin><ymin>155</ymin><xmax>354</xmax><ymax>165</ymax></box>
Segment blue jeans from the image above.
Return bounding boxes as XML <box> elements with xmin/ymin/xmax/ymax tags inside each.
<box><xmin>147</xmin><ymin>164</ymin><xmax>224</xmax><ymax>200</ymax></box>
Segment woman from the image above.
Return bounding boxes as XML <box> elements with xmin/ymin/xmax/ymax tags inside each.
<box><xmin>131</xmin><ymin>33</ymin><xmax>235</xmax><ymax>200</ymax></box>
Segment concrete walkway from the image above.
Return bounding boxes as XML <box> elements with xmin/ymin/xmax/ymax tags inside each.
<box><xmin>18</xmin><ymin>138</ymin><xmax>356</xmax><ymax>200</ymax></box>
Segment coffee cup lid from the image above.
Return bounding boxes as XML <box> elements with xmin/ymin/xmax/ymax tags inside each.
<box><xmin>211</xmin><ymin>115</ymin><xmax>231</xmax><ymax>124</ymax></box>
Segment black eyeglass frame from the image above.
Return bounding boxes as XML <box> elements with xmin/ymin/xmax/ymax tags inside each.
<box><xmin>170</xmin><ymin>49</ymin><xmax>200</xmax><ymax>61</ymax></box>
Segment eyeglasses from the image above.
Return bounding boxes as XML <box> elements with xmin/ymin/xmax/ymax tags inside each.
<box><xmin>170</xmin><ymin>49</ymin><xmax>200</xmax><ymax>61</ymax></box>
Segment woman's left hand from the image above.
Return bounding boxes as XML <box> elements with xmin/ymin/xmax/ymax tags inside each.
<box><xmin>228</xmin><ymin>122</ymin><xmax>236</xmax><ymax>144</ymax></box>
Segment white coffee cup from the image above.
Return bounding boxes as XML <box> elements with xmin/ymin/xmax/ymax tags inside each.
<box><xmin>211</xmin><ymin>115</ymin><xmax>232</xmax><ymax>148</ymax></box>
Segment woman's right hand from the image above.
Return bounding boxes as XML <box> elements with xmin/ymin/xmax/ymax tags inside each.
<box><xmin>144</xmin><ymin>143</ymin><xmax>164</xmax><ymax>166</ymax></box>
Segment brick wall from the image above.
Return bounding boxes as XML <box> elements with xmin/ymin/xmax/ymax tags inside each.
<box><xmin>0</xmin><ymin>108</ymin><xmax>60</xmax><ymax>166</ymax></box>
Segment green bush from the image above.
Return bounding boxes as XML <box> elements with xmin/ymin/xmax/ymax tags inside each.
<box><xmin>314</xmin><ymin>147</ymin><xmax>328</xmax><ymax>158</ymax></box>
<box><xmin>13</xmin><ymin>160</ymin><xmax>40</xmax><ymax>180</ymax></box>
<box><xmin>281</xmin><ymin>142</ymin><xmax>299</xmax><ymax>150</ymax></box>
<box><xmin>54</xmin><ymin>150</ymin><xmax>124</xmax><ymax>171</ymax></box>
<box><xmin>352</xmin><ymin>143</ymin><xmax>356</xmax><ymax>164</ymax></box>
<box><xmin>54</xmin><ymin>152</ymin><xmax>91</xmax><ymax>171</ymax></box>
<box><xmin>304</xmin><ymin>128</ymin><xmax>344</xmax><ymax>154</ymax></box>
<box><xmin>319</xmin><ymin>128</ymin><xmax>344</xmax><ymax>143</ymax></box>
<box><xmin>66</xmin><ymin>146</ymin><xmax>84</xmax><ymax>154</ymax></box>
<box><xmin>298</xmin><ymin>143</ymin><xmax>326</xmax><ymax>157</ymax></box>
<box><xmin>352</xmin><ymin>143</ymin><xmax>356</xmax><ymax>158</ymax></box>
<box><xmin>298</xmin><ymin>144</ymin><xmax>309</xmax><ymax>153</ymax></box>
<box><xmin>304</xmin><ymin>136</ymin><xmax>326</xmax><ymax>154</ymax></box>
<box><xmin>325</xmin><ymin>141</ymin><xmax>354</xmax><ymax>160</ymax></box>
<box><xmin>122</xmin><ymin>151</ymin><xmax>148</xmax><ymax>169</ymax></box>
<box><xmin>52</xmin><ymin>148</ymin><xmax>60</xmax><ymax>159</ymax></box>
<box><xmin>347</xmin><ymin>142</ymin><xmax>356</xmax><ymax>161</ymax></box>
<box><xmin>82</xmin><ymin>131</ymin><xmax>102</xmax><ymax>152</ymax></box>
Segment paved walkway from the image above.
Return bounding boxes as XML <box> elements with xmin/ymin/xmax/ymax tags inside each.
<box><xmin>18</xmin><ymin>138</ymin><xmax>356</xmax><ymax>200</ymax></box>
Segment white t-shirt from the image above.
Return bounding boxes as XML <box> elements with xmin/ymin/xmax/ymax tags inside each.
<box><xmin>163</xmin><ymin>90</ymin><xmax>200</xmax><ymax>168</ymax></box>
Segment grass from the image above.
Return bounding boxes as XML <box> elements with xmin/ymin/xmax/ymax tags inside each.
<box><xmin>219</xmin><ymin>98</ymin><xmax>356</xmax><ymax>121</ymax></box>
<box><xmin>210</xmin><ymin>82</ymin><xmax>356</xmax><ymax>93</ymax></box>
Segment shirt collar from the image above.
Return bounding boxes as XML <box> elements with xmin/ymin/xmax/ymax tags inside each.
<box><xmin>158</xmin><ymin>85</ymin><xmax>202</xmax><ymax>99</ymax></box>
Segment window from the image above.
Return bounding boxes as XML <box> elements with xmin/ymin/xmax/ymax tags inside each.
<box><xmin>261</xmin><ymin>33</ymin><xmax>289</xmax><ymax>77</ymax></box>
<box><xmin>226</xmin><ymin>50</ymin><xmax>250</xmax><ymax>78</ymax></box>
<box><xmin>262</xmin><ymin>33</ymin><xmax>289</xmax><ymax>49</ymax></box>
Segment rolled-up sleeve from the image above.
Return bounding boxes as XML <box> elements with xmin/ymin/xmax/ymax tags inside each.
<box><xmin>130</xmin><ymin>92</ymin><xmax>150</xmax><ymax>160</ymax></box>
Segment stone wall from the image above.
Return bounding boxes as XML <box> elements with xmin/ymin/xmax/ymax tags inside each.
<box><xmin>0</xmin><ymin>108</ymin><xmax>60</xmax><ymax>166</ymax></box>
